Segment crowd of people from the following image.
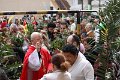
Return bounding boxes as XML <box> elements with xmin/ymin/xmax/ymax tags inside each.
<box><xmin>0</xmin><ymin>12</ymin><xmax>101</xmax><ymax>80</ymax></box>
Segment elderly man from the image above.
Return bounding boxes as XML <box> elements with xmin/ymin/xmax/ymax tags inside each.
<box><xmin>20</xmin><ymin>32</ymin><xmax>52</xmax><ymax>80</ymax></box>
<box><xmin>62</xmin><ymin>44</ymin><xmax>94</xmax><ymax>80</ymax></box>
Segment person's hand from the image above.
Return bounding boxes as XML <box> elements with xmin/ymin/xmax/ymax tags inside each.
<box><xmin>35</xmin><ymin>42</ymin><xmax>41</xmax><ymax>52</ymax></box>
<box><xmin>47</xmin><ymin>69</ymin><xmax>53</xmax><ymax>73</ymax></box>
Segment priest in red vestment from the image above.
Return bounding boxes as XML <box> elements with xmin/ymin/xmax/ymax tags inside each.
<box><xmin>20</xmin><ymin>32</ymin><xmax>53</xmax><ymax>80</ymax></box>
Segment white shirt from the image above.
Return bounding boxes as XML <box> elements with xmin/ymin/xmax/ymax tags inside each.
<box><xmin>70</xmin><ymin>23</ymin><xmax>76</xmax><ymax>32</ymax></box>
<box><xmin>79</xmin><ymin>51</ymin><xmax>86</xmax><ymax>59</ymax></box>
<box><xmin>40</xmin><ymin>70</ymin><xmax>71</xmax><ymax>80</ymax></box>
<box><xmin>80</xmin><ymin>43</ymin><xmax>85</xmax><ymax>54</ymax></box>
<box><xmin>94</xmin><ymin>28</ymin><xmax>100</xmax><ymax>43</ymax></box>
<box><xmin>68</xmin><ymin>53</ymin><xmax>94</xmax><ymax>80</ymax></box>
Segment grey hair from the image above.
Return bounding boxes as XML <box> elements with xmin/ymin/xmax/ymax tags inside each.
<box><xmin>85</xmin><ymin>23</ymin><xmax>93</xmax><ymax>29</ymax></box>
<box><xmin>31</xmin><ymin>32</ymin><xmax>42</xmax><ymax>40</ymax></box>
<box><xmin>10</xmin><ymin>23</ymin><xmax>18</xmax><ymax>32</ymax></box>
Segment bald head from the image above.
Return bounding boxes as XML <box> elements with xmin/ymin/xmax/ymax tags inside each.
<box><xmin>67</xmin><ymin>35</ymin><xmax>73</xmax><ymax>44</ymax></box>
<box><xmin>67</xmin><ymin>34</ymin><xmax>80</xmax><ymax>48</ymax></box>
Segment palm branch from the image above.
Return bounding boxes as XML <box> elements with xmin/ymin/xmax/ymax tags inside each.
<box><xmin>94</xmin><ymin>0</ymin><xmax>120</xmax><ymax>79</ymax></box>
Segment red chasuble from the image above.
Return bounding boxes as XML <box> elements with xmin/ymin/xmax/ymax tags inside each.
<box><xmin>20</xmin><ymin>46</ymin><xmax>52</xmax><ymax>80</ymax></box>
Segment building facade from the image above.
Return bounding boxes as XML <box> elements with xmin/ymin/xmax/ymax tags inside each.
<box><xmin>0</xmin><ymin>0</ymin><xmax>50</xmax><ymax>11</ymax></box>
<box><xmin>67</xmin><ymin>0</ymin><xmax>108</xmax><ymax>11</ymax></box>
<box><xmin>0</xmin><ymin>0</ymin><xmax>108</xmax><ymax>11</ymax></box>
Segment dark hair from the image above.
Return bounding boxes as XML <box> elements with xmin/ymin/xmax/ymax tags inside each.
<box><xmin>72</xmin><ymin>35</ymin><xmax>80</xmax><ymax>46</ymax></box>
<box><xmin>52</xmin><ymin>54</ymin><xmax>70</xmax><ymax>72</ymax></box>
<box><xmin>62</xmin><ymin>44</ymin><xmax>79</xmax><ymax>56</ymax></box>
<box><xmin>60</xmin><ymin>21</ymin><xmax>68</xmax><ymax>28</ymax></box>
<box><xmin>47</xmin><ymin>22</ymin><xmax>56</xmax><ymax>28</ymax></box>
<box><xmin>69</xmin><ymin>19</ymin><xmax>74</xmax><ymax>23</ymax></box>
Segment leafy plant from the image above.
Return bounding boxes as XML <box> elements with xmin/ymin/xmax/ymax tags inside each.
<box><xmin>0</xmin><ymin>30</ymin><xmax>22</xmax><ymax>79</ymax></box>
<box><xmin>93</xmin><ymin>0</ymin><xmax>120</xmax><ymax>79</ymax></box>
<box><xmin>51</xmin><ymin>37</ymin><xmax>65</xmax><ymax>50</ymax></box>
<box><xmin>50</xmin><ymin>30</ymin><xmax>69</xmax><ymax>54</ymax></box>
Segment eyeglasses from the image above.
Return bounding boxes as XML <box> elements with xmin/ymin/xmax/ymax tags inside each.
<box><xmin>53</xmin><ymin>32</ymin><xmax>58</xmax><ymax>34</ymax></box>
<box><xmin>60</xmin><ymin>28</ymin><xmax>66</xmax><ymax>29</ymax></box>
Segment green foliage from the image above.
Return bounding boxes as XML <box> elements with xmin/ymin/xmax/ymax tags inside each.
<box><xmin>11</xmin><ymin>35</ymin><xmax>24</xmax><ymax>47</ymax></box>
<box><xmin>112</xmin><ymin>37</ymin><xmax>120</xmax><ymax>51</ymax></box>
<box><xmin>0</xmin><ymin>32</ymin><xmax>13</xmax><ymax>58</ymax></box>
<box><xmin>3</xmin><ymin>61</ymin><xmax>22</xmax><ymax>79</ymax></box>
<box><xmin>27</xmin><ymin>23</ymin><xmax>34</xmax><ymax>35</ymax></box>
<box><xmin>0</xmin><ymin>31</ymin><xmax>22</xmax><ymax>79</ymax></box>
<box><xmin>50</xmin><ymin>29</ymin><xmax>69</xmax><ymax>53</ymax></box>
<box><xmin>94</xmin><ymin>0</ymin><xmax>120</xmax><ymax>79</ymax></box>
<box><xmin>51</xmin><ymin>37</ymin><xmax>65</xmax><ymax>50</ymax></box>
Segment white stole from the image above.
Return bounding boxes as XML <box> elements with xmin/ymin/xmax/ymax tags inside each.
<box><xmin>28</xmin><ymin>49</ymin><xmax>42</xmax><ymax>71</ymax></box>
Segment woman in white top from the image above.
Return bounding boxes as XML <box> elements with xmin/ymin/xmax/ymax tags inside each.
<box><xmin>40</xmin><ymin>54</ymin><xmax>71</xmax><ymax>80</ymax></box>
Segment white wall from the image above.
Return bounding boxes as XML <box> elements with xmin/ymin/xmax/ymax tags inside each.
<box><xmin>92</xmin><ymin>0</ymin><xmax>109</xmax><ymax>11</ymax></box>
<box><xmin>69</xmin><ymin>0</ymin><xmax>108</xmax><ymax>11</ymax></box>
<box><xmin>69</xmin><ymin>0</ymin><xmax>88</xmax><ymax>10</ymax></box>
<box><xmin>0</xmin><ymin>0</ymin><xmax>50</xmax><ymax>11</ymax></box>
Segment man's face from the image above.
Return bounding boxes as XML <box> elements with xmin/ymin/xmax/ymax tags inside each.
<box><xmin>60</xmin><ymin>24</ymin><xmax>66</xmax><ymax>32</ymax></box>
<box><xmin>67</xmin><ymin>36</ymin><xmax>77</xmax><ymax>47</ymax></box>
<box><xmin>48</xmin><ymin>27</ymin><xmax>54</xmax><ymax>33</ymax></box>
<box><xmin>83</xmin><ymin>41</ymin><xmax>91</xmax><ymax>51</ymax></box>
<box><xmin>19</xmin><ymin>27</ymin><xmax>24</xmax><ymax>33</ymax></box>
<box><xmin>62</xmin><ymin>52</ymin><xmax>77</xmax><ymax>65</ymax></box>
<box><xmin>55</xmin><ymin>22</ymin><xmax>60</xmax><ymax>27</ymax></box>
<box><xmin>32</xmin><ymin>35</ymin><xmax>42</xmax><ymax>47</ymax></box>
